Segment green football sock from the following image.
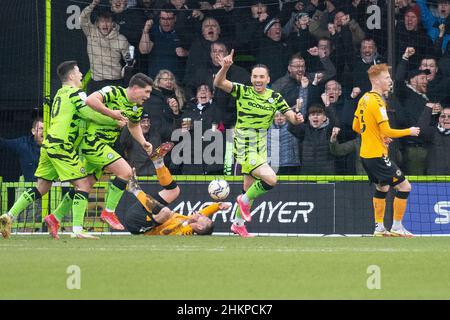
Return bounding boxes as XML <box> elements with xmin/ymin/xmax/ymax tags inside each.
<box><xmin>245</xmin><ymin>180</ymin><xmax>270</xmax><ymax>201</ymax></box>
<box><xmin>105</xmin><ymin>178</ymin><xmax>127</xmax><ymax>212</ymax></box>
<box><xmin>53</xmin><ymin>190</ymin><xmax>75</xmax><ymax>222</ymax></box>
<box><xmin>9</xmin><ymin>187</ymin><xmax>41</xmax><ymax>218</ymax></box>
<box><xmin>72</xmin><ymin>191</ymin><xmax>89</xmax><ymax>227</ymax></box>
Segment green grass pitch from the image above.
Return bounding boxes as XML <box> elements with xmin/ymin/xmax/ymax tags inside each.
<box><xmin>1</xmin><ymin>235</ymin><xmax>450</xmax><ymax>300</ymax></box>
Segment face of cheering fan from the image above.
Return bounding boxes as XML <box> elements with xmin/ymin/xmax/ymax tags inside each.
<box><xmin>32</xmin><ymin>121</ymin><xmax>44</xmax><ymax>146</ymax></box>
<box><xmin>157</xmin><ymin>72</ymin><xmax>175</xmax><ymax>91</ymax></box>
<box><xmin>159</xmin><ymin>11</ymin><xmax>176</xmax><ymax>32</ymax></box>
<box><xmin>250</xmin><ymin>3</ymin><xmax>267</xmax><ymax>19</ymax></box>
<box><xmin>266</xmin><ymin>22</ymin><xmax>282</xmax><ymax>42</ymax></box>
<box><xmin>438</xmin><ymin>2</ymin><xmax>450</xmax><ymax>19</ymax></box>
<box><xmin>97</xmin><ymin>16</ymin><xmax>114</xmax><ymax>36</ymax></box>
<box><xmin>202</xmin><ymin>18</ymin><xmax>220</xmax><ymax>42</ymax></box>
<box><xmin>325</xmin><ymin>80</ymin><xmax>342</xmax><ymax>104</ymax></box>
<box><xmin>404</xmin><ymin>11</ymin><xmax>418</xmax><ymax>31</ymax></box>
<box><xmin>439</xmin><ymin>108</ymin><xmax>450</xmax><ymax>129</ymax></box>
<box><xmin>287</xmin><ymin>58</ymin><xmax>306</xmax><ymax>83</ymax></box>
<box><xmin>274</xmin><ymin>112</ymin><xmax>287</xmax><ymax>126</ymax></box>
<box><xmin>410</xmin><ymin>74</ymin><xmax>428</xmax><ymax>94</ymax></box>
<box><xmin>110</xmin><ymin>0</ymin><xmax>127</xmax><ymax>13</ymax></box>
<box><xmin>210</xmin><ymin>43</ymin><xmax>228</xmax><ymax>67</ymax></box>
<box><xmin>140</xmin><ymin>117</ymin><xmax>151</xmax><ymax>134</ymax></box>
<box><xmin>196</xmin><ymin>85</ymin><xmax>212</xmax><ymax>105</ymax></box>
<box><xmin>360</xmin><ymin>39</ymin><xmax>377</xmax><ymax>62</ymax></box>
<box><xmin>308</xmin><ymin>111</ymin><xmax>327</xmax><ymax>128</ymax></box>
<box><xmin>420</xmin><ymin>59</ymin><xmax>438</xmax><ymax>81</ymax></box>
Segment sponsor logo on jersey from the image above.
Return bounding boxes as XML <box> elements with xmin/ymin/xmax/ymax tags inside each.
<box><xmin>78</xmin><ymin>92</ymin><xmax>87</xmax><ymax>101</ymax></box>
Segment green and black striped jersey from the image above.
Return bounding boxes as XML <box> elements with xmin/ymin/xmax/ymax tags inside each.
<box><xmin>45</xmin><ymin>85</ymin><xmax>88</xmax><ymax>146</ymax></box>
<box><xmin>230</xmin><ymin>83</ymin><xmax>290</xmax><ymax>130</ymax></box>
<box><xmin>85</xmin><ymin>85</ymin><xmax>143</xmax><ymax>146</ymax></box>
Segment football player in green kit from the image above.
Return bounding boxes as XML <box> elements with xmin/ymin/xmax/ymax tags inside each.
<box><xmin>214</xmin><ymin>50</ymin><xmax>303</xmax><ymax>237</ymax></box>
<box><xmin>0</xmin><ymin>60</ymin><xmax>124</xmax><ymax>239</ymax></box>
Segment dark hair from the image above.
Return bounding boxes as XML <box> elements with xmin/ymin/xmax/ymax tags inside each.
<box><xmin>289</xmin><ymin>53</ymin><xmax>304</xmax><ymax>65</ymax></box>
<box><xmin>251</xmin><ymin>64</ymin><xmax>270</xmax><ymax>76</ymax></box>
<box><xmin>129</xmin><ymin>73</ymin><xmax>153</xmax><ymax>88</ymax></box>
<box><xmin>308</xmin><ymin>103</ymin><xmax>326</xmax><ymax>115</ymax></box>
<box><xmin>361</xmin><ymin>37</ymin><xmax>377</xmax><ymax>47</ymax></box>
<box><xmin>56</xmin><ymin>60</ymin><xmax>78</xmax><ymax>82</ymax></box>
<box><xmin>97</xmin><ymin>10</ymin><xmax>113</xmax><ymax>21</ymax></box>
<box><xmin>196</xmin><ymin>221</ymin><xmax>215</xmax><ymax>236</ymax></box>
<box><xmin>196</xmin><ymin>83</ymin><xmax>213</xmax><ymax>93</ymax></box>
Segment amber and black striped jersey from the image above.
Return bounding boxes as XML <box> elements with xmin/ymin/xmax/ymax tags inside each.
<box><xmin>353</xmin><ymin>91</ymin><xmax>392</xmax><ymax>158</ymax></box>
<box><xmin>145</xmin><ymin>214</ymin><xmax>193</xmax><ymax>236</ymax></box>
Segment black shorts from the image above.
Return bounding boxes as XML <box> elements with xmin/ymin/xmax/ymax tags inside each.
<box><xmin>123</xmin><ymin>192</ymin><xmax>168</xmax><ymax>235</ymax></box>
<box><xmin>361</xmin><ymin>156</ymin><xmax>405</xmax><ymax>187</ymax></box>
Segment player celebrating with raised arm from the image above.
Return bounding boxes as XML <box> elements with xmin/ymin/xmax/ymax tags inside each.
<box><xmin>353</xmin><ymin>63</ymin><xmax>420</xmax><ymax>237</ymax></box>
<box><xmin>0</xmin><ymin>61</ymin><xmax>122</xmax><ymax>239</ymax></box>
<box><xmin>213</xmin><ymin>49</ymin><xmax>303</xmax><ymax>238</ymax></box>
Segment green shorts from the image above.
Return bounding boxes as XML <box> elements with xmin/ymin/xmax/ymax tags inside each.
<box><xmin>34</xmin><ymin>143</ymin><xmax>87</xmax><ymax>182</ymax></box>
<box><xmin>79</xmin><ymin>135</ymin><xmax>122</xmax><ymax>180</ymax></box>
<box><xmin>233</xmin><ymin>129</ymin><xmax>267</xmax><ymax>175</ymax></box>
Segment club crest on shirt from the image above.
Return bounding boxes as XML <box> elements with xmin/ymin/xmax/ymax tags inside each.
<box><xmin>132</xmin><ymin>106</ymin><xmax>138</xmax><ymax>112</ymax></box>
<box><xmin>107</xmin><ymin>153</ymin><xmax>114</xmax><ymax>160</ymax></box>
<box><xmin>268</xmin><ymin>98</ymin><xmax>274</xmax><ymax>104</ymax></box>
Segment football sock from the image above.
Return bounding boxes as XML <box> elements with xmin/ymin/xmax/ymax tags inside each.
<box><xmin>393</xmin><ymin>191</ymin><xmax>409</xmax><ymax>228</ymax></box>
<box><xmin>156</xmin><ymin>166</ymin><xmax>173</xmax><ymax>188</ymax></box>
<box><xmin>8</xmin><ymin>187</ymin><xmax>42</xmax><ymax>218</ymax></box>
<box><xmin>373</xmin><ymin>190</ymin><xmax>387</xmax><ymax>224</ymax></box>
<box><xmin>72</xmin><ymin>191</ymin><xmax>89</xmax><ymax>228</ymax></box>
<box><xmin>233</xmin><ymin>209</ymin><xmax>245</xmax><ymax>226</ymax></box>
<box><xmin>105</xmin><ymin>177</ymin><xmax>127</xmax><ymax>212</ymax></box>
<box><xmin>245</xmin><ymin>180</ymin><xmax>273</xmax><ymax>201</ymax></box>
<box><xmin>53</xmin><ymin>189</ymin><xmax>76</xmax><ymax>222</ymax></box>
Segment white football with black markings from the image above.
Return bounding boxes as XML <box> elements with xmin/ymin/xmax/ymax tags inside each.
<box><xmin>208</xmin><ymin>179</ymin><xmax>230</xmax><ymax>201</ymax></box>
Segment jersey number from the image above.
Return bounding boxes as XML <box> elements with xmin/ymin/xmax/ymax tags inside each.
<box><xmin>51</xmin><ymin>97</ymin><xmax>61</xmax><ymax>118</ymax></box>
<box><xmin>360</xmin><ymin>110</ymin><xmax>366</xmax><ymax>133</ymax></box>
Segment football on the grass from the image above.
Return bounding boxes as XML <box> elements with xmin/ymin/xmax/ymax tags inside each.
<box><xmin>208</xmin><ymin>179</ymin><xmax>230</xmax><ymax>201</ymax></box>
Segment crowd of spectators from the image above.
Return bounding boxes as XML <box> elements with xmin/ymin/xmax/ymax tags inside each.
<box><xmin>73</xmin><ymin>0</ymin><xmax>450</xmax><ymax>176</ymax></box>
<box><xmin>18</xmin><ymin>0</ymin><xmax>450</xmax><ymax>178</ymax></box>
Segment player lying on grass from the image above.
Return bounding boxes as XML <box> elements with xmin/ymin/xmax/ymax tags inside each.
<box><xmin>124</xmin><ymin>167</ymin><xmax>229</xmax><ymax>236</ymax></box>
<box><xmin>43</xmin><ymin>142</ymin><xmax>175</xmax><ymax>239</ymax></box>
